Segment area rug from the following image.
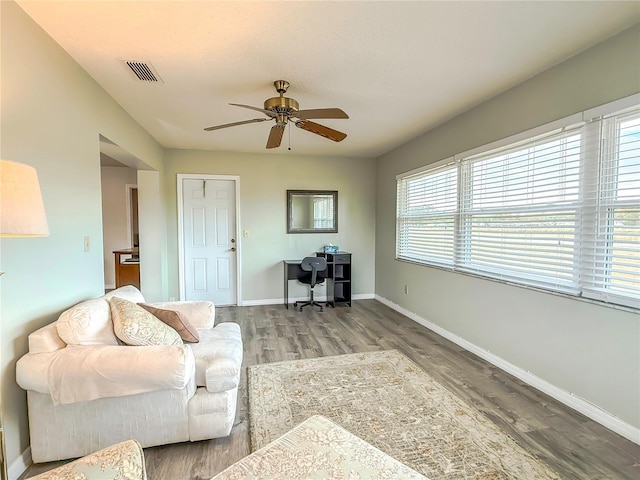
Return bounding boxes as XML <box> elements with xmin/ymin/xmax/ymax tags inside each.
<box><xmin>248</xmin><ymin>350</ymin><xmax>561</xmax><ymax>480</ymax></box>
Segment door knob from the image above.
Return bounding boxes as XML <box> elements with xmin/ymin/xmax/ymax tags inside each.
<box><xmin>231</xmin><ymin>247</ymin><xmax>236</xmax><ymax>252</ymax></box>
<box><xmin>231</xmin><ymin>238</ymin><xmax>236</xmax><ymax>243</ymax></box>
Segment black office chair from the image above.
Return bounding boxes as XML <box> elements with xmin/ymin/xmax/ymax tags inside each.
<box><xmin>294</xmin><ymin>256</ymin><xmax>328</xmax><ymax>312</ymax></box>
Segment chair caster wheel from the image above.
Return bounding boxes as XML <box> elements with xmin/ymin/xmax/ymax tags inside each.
<box><xmin>319</xmin><ymin>307</ymin><xmax>323</xmax><ymax>312</ymax></box>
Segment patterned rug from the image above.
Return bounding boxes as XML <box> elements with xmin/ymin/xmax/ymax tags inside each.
<box><xmin>248</xmin><ymin>350</ymin><xmax>561</xmax><ymax>480</ymax></box>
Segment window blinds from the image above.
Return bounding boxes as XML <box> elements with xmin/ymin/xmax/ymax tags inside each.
<box><xmin>581</xmin><ymin>110</ymin><xmax>640</xmax><ymax>308</ymax></box>
<box><xmin>458</xmin><ymin>129</ymin><xmax>582</xmax><ymax>292</ymax></box>
<box><xmin>396</xmin><ymin>101</ymin><xmax>640</xmax><ymax>309</ymax></box>
<box><xmin>396</xmin><ymin>162</ymin><xmax>457</xmax><ymax>267</ymax></box>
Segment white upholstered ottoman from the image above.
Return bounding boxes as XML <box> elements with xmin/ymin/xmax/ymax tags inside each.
<box><xmin>211</xmin><ymin>415</ymin><xmax>427</xmax><ymax>479</ymax></box>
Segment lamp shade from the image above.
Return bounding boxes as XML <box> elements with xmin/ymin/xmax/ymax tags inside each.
<box><xmin>0</xmin><ymin>160</ymin><xmax>49</xmax><ymax>237</ymax></box>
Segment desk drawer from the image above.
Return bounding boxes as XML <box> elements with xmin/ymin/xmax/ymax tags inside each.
<box><xmin>333</xmin><ymin>254</ymin><xmax>351</xmax><ymax>264</ymax></box>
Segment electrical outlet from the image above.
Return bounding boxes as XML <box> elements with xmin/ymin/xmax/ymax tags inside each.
<box><xmin>243</xmin><ymin>229</ymin><xmax>249</xmax><ymax>238</ymax></box>
<box><xmin>83</xmin><ymin>235</ymin><xmax>90</xmax><ymax>252</ymax></box>
<box><xmin>169</xmin><ymin>297</ymin><xmax>175</xmax><ymax>302</ymax></box>
<box><xmin>404</xmin><ymin>285</ymin><xmax>409</xmax><ymax>295</ymax></box>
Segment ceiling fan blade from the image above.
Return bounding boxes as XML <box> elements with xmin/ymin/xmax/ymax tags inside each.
<box><xmin>294</xmin><ymin>108</ymin><xmax>349</xmax><ymax>120</ymax></box>
<box><xmin>204</xmin><ymin>118</ymin><xmax>269</xmax><ymax>131</ymax></box>
<box><xmin>266</xmin><ymin>124</ymin><xmax>285</xmax><ymax>149</ymax></box>
<box><xmin>295</xmin><ymin>120</ymin><xmax>347</xmax><ymax>142</ymax></box>
<box><xmin>229</xmin><ymin>103</ymin><xmax>276</xmax><ymax>117</ymax></box>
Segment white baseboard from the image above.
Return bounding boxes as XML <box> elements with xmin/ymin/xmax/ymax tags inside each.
<box><xmin>375</xmin><ymin>294</ymin><xmax>640</xmax><ymax>445</ymax></box>
<box><xmin>352</xmin><ymin>293</ymin><xmax>375</xmax><ymax>300</ymax></box>
<box><xmin>8</xmin><ymin>446</ymin><xmax>31</xmax><ymax>480</ymax></box>
<box><xmin>241</xmin><ymin>297</ymin><xmax>310</xmax><ymax>306</ymax></box>
<box><xmin>241</xmin><ymin>293</ymin><xmax>374</xmax><ymax>307</ymax></box>
<box><xmin>104</xmin><ymin>283</ymin><xmax>115</xmax><ymax>290</ymax></box>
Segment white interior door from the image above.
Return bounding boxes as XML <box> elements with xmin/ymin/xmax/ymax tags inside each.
<box><xmin>180</xmin><ymin>177</ymin><xmax>238</xmax><ymax>305</ymax></box>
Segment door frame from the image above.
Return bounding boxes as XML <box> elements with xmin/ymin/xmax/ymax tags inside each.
<box><xmin>125</xmin><ymin>183</ymin><xmax>138</xmax><ymax>248</ymax></box>
<box><xmin>177</xmin><ymin>174</ymin><xmax>242</xmax><ymax>304</ymax></box>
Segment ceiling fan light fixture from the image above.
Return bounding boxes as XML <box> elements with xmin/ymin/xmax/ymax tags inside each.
<box><xmin>203</xmin><ymin>80</ymin><xmax>348</xmax><ymax>149</ymax></box>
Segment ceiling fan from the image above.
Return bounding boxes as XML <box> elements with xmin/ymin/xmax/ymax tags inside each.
<box><xmin>204</xmin><ymin>80</ymin><xmax>349</xmax><ymax>149</ymax></box>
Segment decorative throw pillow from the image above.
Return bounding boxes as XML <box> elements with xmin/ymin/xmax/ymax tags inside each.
<box><xmin>110</xmin><ymin>297</ymin><xmax>182</xmax><ymax>346</ymax></box>
<box><xmin>137</xmin><ymin>303</ymin><xmax>200</xmax><ymax>343</ymax></box>
<box><xmin>56</xmin><ymin>298</ymin><xmax>119</xmax><ymax>346</ymax></box>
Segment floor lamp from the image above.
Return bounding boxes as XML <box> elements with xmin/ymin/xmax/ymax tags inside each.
<box><xmin>0</xmin><ymin>160</ymin><xmax>49</xmax><ymax>480</ymax></box>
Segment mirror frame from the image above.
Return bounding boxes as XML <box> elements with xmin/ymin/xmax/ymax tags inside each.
<box><xmin>287</xmin><ymin>190</ymin><xmax>338</xmax><ymax>234</ymax></box>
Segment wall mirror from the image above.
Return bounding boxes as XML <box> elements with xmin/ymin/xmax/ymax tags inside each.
<box><xmin>287</xmin><ymin>190</ymin><xmax>338</xmax><ymax>233</ymax></box>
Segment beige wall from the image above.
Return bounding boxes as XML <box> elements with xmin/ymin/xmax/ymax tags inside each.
<box><xmin>375</xmin><ymin>25</ymin><xmax>640</xmax><ymax>429</ymax></box>
<box><xmin>101</xmin><ymin>166</ymin><xmax>138</xmax><ymax>288</ymax></box>
<box><xmin>0</xmin><ymin>2</ymin><xmax>167</xmax><ymax>471</ymax></box>
<box><xmin>164</xmin><ymin>150</ymin><xmax>376</xmax><ymax>303</ymax></box>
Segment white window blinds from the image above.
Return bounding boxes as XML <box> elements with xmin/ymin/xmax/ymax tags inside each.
<box><xmin>582</xmin><ymin>109</ymin><xmax>640</xmax><ymax>307</ymax></box>
<box><xmin>396</xmin><ymin>162</ymin><xmax>457</xmax><ymax>267</ymax></box>
<box><xmin>396</xmin><ymin>100</ymin><xmax>640</xmax><ymax>309</ymax></box>
<box><xmin>458</xmin><ymin>129</ymin><xmax>583</xmax><ymax>292</ymax></box>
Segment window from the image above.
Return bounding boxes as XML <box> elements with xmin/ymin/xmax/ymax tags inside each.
<box><xmin>582</xmin><ymin>110</ymin><xmax>640</xmax><ymax>305</ymax></box>
<box><xmin>396</xmin><ymin>100</ymin><xmax>640</xmax><ymax>309</ymax></box>
<box><xmin>313</xmin><ymin>196</ymin><xmax>335</xmax><ymax>229</ymax></box>
<box><xmin>396</xmin><ymin>163</ymin><xmax>457</xmax><ymax>267</ymax></box>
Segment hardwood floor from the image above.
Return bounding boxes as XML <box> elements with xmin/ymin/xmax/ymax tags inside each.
<box><xmin>23</xmin><ymin>300</ymin><xmax>639</xmax><ymax>479</ymax></box>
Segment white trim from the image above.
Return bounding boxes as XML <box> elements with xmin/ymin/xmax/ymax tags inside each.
<box><xmin>583</xmin><ymin>93</ymin><xmax>640</xmax><ymax>120</ymax></box>
<box><xmin>352</xmin><ymin>293</ymin><xmax>375</xmax><ymax>300</ymax></box>
<box><xmin>104</xmin><ymin>282</ymin><xmax>116</xmax><ymax>290</ymax></box>
<box><xmin>455</xmin><ymin>112</ymin><xmax>583</xmax><ymax>161</ymax></box>
<box><xmin>396</xmin><ymin>111</ymin><xmax>587</xmax><ymax>181</ymax></box>
<box><xmin>449</xmin><ymin>94</ymin><xmax>639</xmax><ymax>165</ymax></box>
<box><xmin>396</xmin><ymin>156</ymin><xmax>455</xmax><ymax>180</ymax></box>
<box><xmin>242</xmin><ymin>296</ymin><xmax>326</xmax><ymax>307</ymax></box>
<box><xmin>375</xmin><ymin>294</ymin><xmax>640</xmax><ymax>445</ymax></box>
<box><xmin>240</xmin><ymin>293</ymin><xmax>375</xmax><ymax>307</ymax></box>
<box><xmin>177</xmin><ymin>174</ymin><xmax>242</xmax><ymax>305</ymax></box>
<box><xmin>125</xmin><ymin>183</ymin><xmax>137</xmax><ymax>248</ymax></box>
<box><xmin>242</xmin><ymin>298</ymin><xmax>290</xmax><ymax>307</ymax></box>
<box><xmin>8</xmin><ymin>446</ymin><xmax>30</xmax><ymax>480</ymax></box>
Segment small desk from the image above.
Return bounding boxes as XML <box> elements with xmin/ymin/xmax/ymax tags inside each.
<box><xmin>283</xmin><ymin>252</ymin><xmax>352</xmax><ymax>309</ymax></box>
<box><xmin>114</xmin><ymin>248</ymin><xmax>140</xmax><ymax>289</ymax></box>
<box><xmin>283</xmin><ymin>260</ymin><xmax>305</xmax><ymax>309</ymax></box>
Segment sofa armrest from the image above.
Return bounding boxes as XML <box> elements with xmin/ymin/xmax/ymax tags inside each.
<box><xmin>146</xmin><ymin>300</ymin><xmax>215</xmax><ymax>330</ymax></box>
<box><xmin>189</xmin><ymin>323</ymin><xmax>243</xmax><ymax>393</ymax></box>
<box><xmin>30</xmin><ymin>439</ymin><xmax>146</xmax><ymax>480</ymax></box>
<box><xmin>16</xmin><ymin>351</ymin><xmax>56</xmax><ymax>394</ymax></box>
<box><xmin>29</xmin><ymin>322</ymin><xmax>66</xmax><ymax>353</ymax></box>
<box><xmin>17</xmin><ymin>344</ymin><xmax>195</xmax><ymax>405</ymax></box>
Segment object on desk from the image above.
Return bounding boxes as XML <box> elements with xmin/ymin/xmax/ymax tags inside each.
<box><xmin>294</xmin><ymin>257</ymin><xmax>328</xmax><ymax>312</ymax></box>
<box><xmin>323</xmin><ymin>244</ymin><xmax>339</xmax><ymax>253</ymax></box>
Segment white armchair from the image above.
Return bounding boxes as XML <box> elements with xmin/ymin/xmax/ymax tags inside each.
<box><xmin>17</xmin><ymin>286</ymin><xmax>243</xmax><ymax>463</ymax></box>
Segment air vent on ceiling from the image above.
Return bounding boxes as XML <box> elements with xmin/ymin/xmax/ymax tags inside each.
<box><xmin>124</xmin><ymin>61</ymin><xmax>162</xmax><ymax>82</ymax></box>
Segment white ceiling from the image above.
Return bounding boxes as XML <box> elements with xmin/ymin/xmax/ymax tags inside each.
<box><xmin>17</xmin><ymin>1</ymin><xmax>640</xmax><ymax>158</ymax></box>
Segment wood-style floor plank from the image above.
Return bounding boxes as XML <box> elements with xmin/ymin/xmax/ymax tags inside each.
<box><xmin>23</xmin><ymin>300</ymin><xmax>639</xmax><ymax>479</ymax></box>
